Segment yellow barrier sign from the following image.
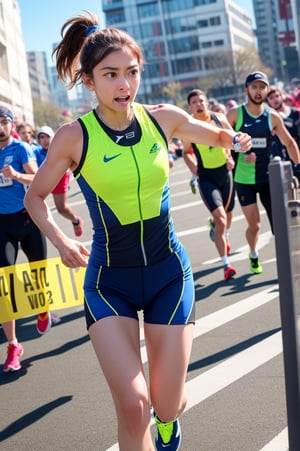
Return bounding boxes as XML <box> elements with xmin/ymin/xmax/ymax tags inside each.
<box><xmin>0</xmin><ymin>257</ymin><xmax>85</xmax><ymax>322</ymax></box>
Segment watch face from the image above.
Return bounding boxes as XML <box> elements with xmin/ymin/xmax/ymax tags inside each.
<box><xmin>233</xmin><ymin>135</ymin><xmax>241</xmax><ymax>150</ymax></box>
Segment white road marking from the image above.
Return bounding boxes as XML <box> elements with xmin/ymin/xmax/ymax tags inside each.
<box><xmin>203</xmin><ymin>230</ymin><xmax>273</xmax><ymax>265</ymax></box>
<box><xmin>185</xmin><ymin>332</ymin><xmax>282</xmax><ymax>408</ymax></box>
<box><xmin>259</xmin><ymin>428</ymin><xmax>288</xmax><ymax>451</ymax></box>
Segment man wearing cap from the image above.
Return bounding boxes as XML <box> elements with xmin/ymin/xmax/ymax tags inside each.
<box><xmin>35</xmin><ymin>126</ymin><xmax>83</xmax><ymax>237</ymax></box>
<box><xmin>266</xmin><ymin>86</ymin><xmax>300</xmax><ymax>181</ymax></box>
<box><xmin>227</xmin><ymin>71</ymin><xmax>300</xmax><ymax>274</ymax></box>
<box><xmin>0</xmin><ymin>106</ymin><xmax>51</xmax><ymax>373</ymax></box>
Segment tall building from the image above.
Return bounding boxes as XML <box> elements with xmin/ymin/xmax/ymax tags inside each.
<box><xmin>27</xmin><ymin>51</ymin><xmax>51</xmax><ymax>103</ymax></box>
<box><xmin>103</xmin><ymin>0</ymin><xmax>256</xmax><ymax>102</ymax></box>
<box><xmin>253</xmin><ymin>0</ymin><xmax>299</xmax><ymax>82</ymax></box>
<box><xmin>291</xmin><ymin>0</ymin><xmax>300</xmax><ymax>75</ymax></box>
<box><xmin>48</xmin><ymin>65</ymin><xmax>69</xmax><ymax>109</ymax></box>
<box><xmin>47</xmin><ymin>42</ymin><xmax>70</xmax><ymax>110</ymax></box>
<box><xmin>0</xmin><ymin>0</ymin><xmax>33</xmax><ymax>122</ymax></box>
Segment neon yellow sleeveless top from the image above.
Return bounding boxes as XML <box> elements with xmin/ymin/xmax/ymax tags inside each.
<box><xmin>74</xmin><ymin>103</ymin><xmax>181</xmax><ymax>267</ymax></box>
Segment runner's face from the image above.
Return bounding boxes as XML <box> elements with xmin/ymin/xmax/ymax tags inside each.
<box><xmin>19</xmin><ymin>127</ymin><xmax>33</xmax><ymax>144</ymax></box>
<box><xmin>0</xmin><ymin>118</ymin><xmax>13</xmax><ymax>145</ymax></box>
<box><xmin>38</xmin><ymin>133</ymin><xmax>52</xmax><ymax>150</ymax></box>
<box><xmin>247</xmin><ymin>81</ymin><xmax>269</xmax><ymax>105</ymax></box>
<box><xmin>84</xmin><ymin>47</ymin><xmax>141</xmax><ymax>114</ymax></box>
<box><xmin>189</xmin><ymin>95</ymin><xmax>209</xmax><ymax>118</ymax></box>
<box><xmin>267</xmin><ymin>91</ymin><xmax>282</xmax><ymax>110</ymax></box>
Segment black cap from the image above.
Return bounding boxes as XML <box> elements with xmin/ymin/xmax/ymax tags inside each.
<box><xmin>0</xmin><ymin>106</ymin><xmax>14</xmax><ymax>122</ymax></box>
<box><xmin>245</xmin><ymin>71</ymin><xmax>269</xmax><ymax>88</ymax></box>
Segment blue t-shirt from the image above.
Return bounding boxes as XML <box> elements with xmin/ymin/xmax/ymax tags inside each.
<box><xmin>33</xmin><ymin>146</ymin><xmax>47</xmax><ymax>167</ymax></box>
<box><xmin>0</xmin><ymin>139</ymin><xmax>36</xmax><ymax>214</ymax></box>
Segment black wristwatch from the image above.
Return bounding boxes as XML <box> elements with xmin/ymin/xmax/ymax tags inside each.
<box><xmin>232</xmin><ymin>134</ymin><xmax>241</xmax><ymax>151</ymax></box>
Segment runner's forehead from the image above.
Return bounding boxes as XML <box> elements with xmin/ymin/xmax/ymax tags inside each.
<box><xmin>190</xmin><ymin>95</ymin><xmax>206</xmax><ymax>103</ymax></box>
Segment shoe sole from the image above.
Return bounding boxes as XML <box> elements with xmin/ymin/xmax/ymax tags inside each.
<box><xmin>3</xmin><ymin>363</ymin><xmax>22</xmax><ymax>372</ymax></box>
<box><xmin>250</xmin><ymin>267</ymin><xmax>263</xmax><ymax>274</ymax></box>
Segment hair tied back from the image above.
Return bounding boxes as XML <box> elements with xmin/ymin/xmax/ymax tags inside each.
<box><xmin>85</xmin><ymin>25</ymin><xmax>101</xmax><ymax>37</ymax></box>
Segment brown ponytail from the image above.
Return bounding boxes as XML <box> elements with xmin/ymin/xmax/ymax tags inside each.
<box><xmin>53</xmin><ymin>10</ymin><xmax>144</xmax><ymax>90</ymax></box>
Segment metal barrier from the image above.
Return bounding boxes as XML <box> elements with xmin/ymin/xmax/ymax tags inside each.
<box><xmin>269</xmin><ymin>159</ymin><xmax>300</xmax><ymax>451</ymax></box>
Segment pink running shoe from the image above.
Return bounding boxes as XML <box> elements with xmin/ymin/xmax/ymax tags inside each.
<box><xmin>224</xmin><ymin>265</ymin><xmax>237</xmax><ymax>281</ymax></box>
<box><xmin>72</xmin><ymin>217</ymin><xmax>84</xmax><ymax>237</ymax></box>
<box><xmin>36</xmin><ymin>311</ymin><xmax>52</xmax><ymax>335</ymax></box>
<box><xmin>3</xmin><ymin>343</ymin><xmax>24</xmax><ymax>372</ymax></box>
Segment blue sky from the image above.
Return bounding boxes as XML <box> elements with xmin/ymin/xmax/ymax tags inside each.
<box><xmin>18</xmin><ymin>0</ymin><xmax>254</xmax><ymax>66</ymax></box>
<box><xmin>18</xmin><ymin>0</ymin><xmax>104</xmax><ymax>65</ymax></box>
<box><xmin>235</xmin><ymin>0</ymin><xmax>255</xmax><ymax>21</ymax></box>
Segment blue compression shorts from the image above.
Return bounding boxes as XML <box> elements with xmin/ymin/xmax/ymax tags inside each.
<box><xmin>84</xmin><ymin>246</ymin><xmax>195</xmax><ymax>329</ymax></box>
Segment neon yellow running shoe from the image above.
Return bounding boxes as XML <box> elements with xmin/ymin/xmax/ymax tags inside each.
<box><xmin>249</xmin><ymin>255</ymin><xmax>263</xmax><ymax>274</ymax></box>
<box><xmin>154</xmin><ymin>414</ymin><xmax>181</xmax><ymax>450</ymax></box>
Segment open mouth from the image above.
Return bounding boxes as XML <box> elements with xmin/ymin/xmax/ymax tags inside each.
<box><xmin>115</xmin><ymin>95</ymin><xmax>130</xmax><ymax>102</ymax></box>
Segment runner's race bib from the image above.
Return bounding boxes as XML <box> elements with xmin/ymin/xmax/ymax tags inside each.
<box><xmin>251</xmin><ymin>138</ymin><xmax>267</xmax><ymax>148</ymax></box>
<box><xmin>0</xmin><ymin>172</ymin><xmax>13</xmax><ymax>187</ymax></box>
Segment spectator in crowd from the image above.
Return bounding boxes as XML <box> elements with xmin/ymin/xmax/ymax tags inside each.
<box><xmin>17</xmin><ymin>122</ymin><xmax>40</xmax><ymax>151</ymax></box>
<box><xmin>35</xmin><ymin>126</ymin><xmax>84</xmax><ymax>237</ymax></box>
<box><xmin>225</xmin><ymin>99</ymin><xmax>238</xmax><ymax>112</ymax></box>
<box><xmin>211</xmin><ymin>102</ymin><xmax>226</xmax><ymax>114</ymax></box>
<box><xmin>0</xmin><ymin>106</ymin><xmax>51</xmax><ymax>372</ymax></box>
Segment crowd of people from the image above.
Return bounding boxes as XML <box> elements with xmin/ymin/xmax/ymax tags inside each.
<box><xmin>0</xmin><ymin>108</ymin><xmax>84</xmax><ymax>373</ymax></box>
<box><xmin>182</xmin><ymin>72</ymin><xmax>300</xmax><ymax>281</ymax></box>
<box><xmin>1</xmin><ymin>9</ymin><xmax>300</xmax><ymax>450</ymax></box>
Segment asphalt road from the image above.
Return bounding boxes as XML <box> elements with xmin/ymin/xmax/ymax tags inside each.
<box><xmin>0</xmin><ymin>158</ymin><xmax>291</xmax><ymax>450</ymax></box>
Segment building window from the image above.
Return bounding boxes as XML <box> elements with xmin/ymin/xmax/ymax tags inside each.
<box><xmin>138</xmin><ymin>2</ymin><xmax>159</xmax><ymax>18</ymax></box>
<box><xmin>143</xmin><ymin>40</ymin><xmax>166</xmax><ymax>60</ymax></box>
<box><xmin>165</xmin><ymin>16</ymin><xmax>197</xmax><ymax>34</ymax></box>
<box><xmin>140</xmin><ymin>21</ymin><xmax>162</xmax><ymax>39</ymax></box>
<box><xmin>210</xmin><ymin>16</ymin><xmax>221</xmax><ymax>26</ymax></box>
<box><xmin>172</xmin><ymin>56</ymin><xmax>202</xmax><ymax>74</ymax></box>
<box><xmin>168</xmin><ymin>35</ymin><xmax>199</xmax><ymax>54</ymax></box>
<box><xmin>144</xmin><ymin>61</ymin><xmax>169</xmax><ymax>78</ymax></box>
<box><xmin>106</xmin><ymin>9</ymin><xmax>125</xmax><ymax>25</ymax></box>
<box><xmin>194</xmin><ymin>0</ymin><xmax>217</xmax><ymax>5</ymax></box>
<box><xmin>198</xmin><ymin>19</ymin><xmax>208</xmax><ymax>28</ymax></box>
<box><xmin>0</xmin><ymin>43</ymin><xmax>8</xmax><ymax>78</ymax></box>
<box><xmin>162</xmin><ymin>0</ymin><xmax>194</xmax><ymax>14</ymax></box>
<box><xmin>202</xmin><ymin>41</ymin><xmax>212</xmax><ymax>48</ymax></box>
